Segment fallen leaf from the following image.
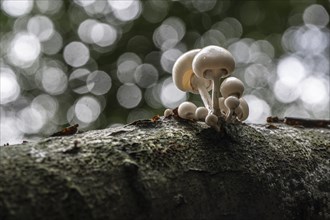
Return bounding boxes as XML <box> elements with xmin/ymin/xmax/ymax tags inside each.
<box><xmin>50</xmin><ymin>124</ymin><xmax>79</xmax><ymax>137</ymax></box>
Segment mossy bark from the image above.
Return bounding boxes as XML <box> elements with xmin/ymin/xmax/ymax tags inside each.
<box><xmin>0</xmin><ymin>118</ymin><xmax>329</xmax><ymax>220</ymax></box>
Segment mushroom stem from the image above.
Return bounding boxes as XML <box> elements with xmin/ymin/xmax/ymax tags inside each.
<box><xmin>197</xmin><ymin>86</ymin><xmax>212</xmax><ymax>111</ymax></box>
<box><xmin>226</xmin><ymin>109</ymin><xmax>234</xmax><ymax>122</ymax></box>
<box><xmin>219</xmin><ymin>77</ymin><xmax>226</xmax><ymax>98</ymax></box>
<box><xmin>212</xmin><ymin>76</ymin><xmax>221</xmax><ymax>116</ymax></box>
<box><xmin>224</xmin><ymin>96</ymin><xmax>240</xmax><ymax>122</ymax></box>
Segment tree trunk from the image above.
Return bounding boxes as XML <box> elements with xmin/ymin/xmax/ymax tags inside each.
<box><xmin>0</xmin><ymin>117</ymin><xmax>329</xmax><ymax>220</ymax></box>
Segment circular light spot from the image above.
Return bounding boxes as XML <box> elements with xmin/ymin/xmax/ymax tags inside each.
<box><xmin>16</xmin><ymin>106</ymin><xmax>46</xmax><ymax>134</ymax></box>
<box><xmin>84</xmin><ymin>0</ymin><xmax>111</xmax><ymax>16</ymax></box>
<box><xmin>32</xmin><ymin>94</ymin><xmax>59</xmax><ymax>119</ymax></box>
<box><xmin>250</xmin><ymin>40</ymin><xmax>275</xmax><ymax>58</ymax></box>
<box><xmin>42</xmin><ymin>31</ymin><xmax>63</xmax><ymax>55</ymax></box>
<box><xmin>244</xmin><ymin>95</ymin><xmax>271</xmax><ymax>124</ymax></box>
<box><xmin>8</xmin><ymin>32</ymin><xmax>41</xmax><ymax>68</ymax></box>
<box><xmin>74</xmin><ymin>0</ymin><xmax>95</xmax><ymax>7</ymax></box>
<box><xmin>116</xmin><ymin>53</ymin><xmax>141</xmax><ymax>83</ymax></box>
<box><xmin>1</xmin><ymin>0</ymin><xmax>33</xmax><ymax>17</ymax></box>
<box><xmin>63</xmin><ymin>41</ymin><xmax>90</xmax><ymax>67</ymax></box>
<box><xmin>299</xmin><ymin>77</ymin><xmax>328</xmax><ymax>105</ymax></box>
<box><xmin>277</xmin><ymin>56</ymin><xmax>306</xmax><ymax>87</ymax></box>
<box><xmin>117</xmin><ymin>60</ymin><xmax>139</xmax><ymax>84</ymax></box>
<box><xmin>198</xmin><ymin>29</ymin><xmax>226</xmax><ymax>47</ymax></box>
<box><xmin>228</xmin><ymin>40</ymin><xmax>250</xmax><ymax>64</ymax></box>
<box><xmin>0</xmin><ymin>117</ymin><xmax>23</xmax><ymax>145</ymax></box>
<box><xmin>160</xmin><ymin>77</ymin><xmax>187</xmax><ymax>108</ymax></box>
<box><xmin>36</xmin><ymin>0</ymin><xmax>63</xmax><ymax>14</ymax></box>
<box><xmin>303</xmin><ymin>4</ymin><xmax>329</xmax><ymax>27</ymax></box>
<box><xmin>117</xmin><ymin>52</ymin><xmax>141</xmax><ymax>64</ymax></box>
<box><xmin>298</xmin><ymin>25</ymin><xmax>328</xmax><ymax>54</ymax></box>
<box><xmin>192</xmin><ymin>0</ymin><xmax>216</xmax><ymax>12</ymax></box>
<box><xmin>117</xmin><ymin>84</ymin><xmax>142</xmax><ymax>109</ymax></box>
<box><xmin>212</xmin><ymin>17</ymin><xmax>243</xmax><ymax>39</ymax></box>
<box><xmin>87</xmin><ymin>70</ymin><xmax>112</xmax><ymax>95</ymax></box>
<box><xmin>69</xmin><ymin>68</ymin><xmax>90</xmax><ymax>94</ymax></box>
<box><xmin>142</xmin><ymin>0</ymin><xmax>168</xmax><ymax>23</ymax></box>
<box><xmin>74</xmin><ymin>96</ymin><xmax>101</xmax><ymax>123</ymax></box>
<box><xmin>91</xmin><ymin>23</ymin><xmax>117</xmax><ymax>47</ymax></box>
<box><xmin>244</xmin><ymin>64</ymin><xmax>269</xmax><ymax>88</ymax></box>
<box><xmin>281</xmin><ymin>26</ymin><xmax>300</xmax><ymax>52</ymax></box>
<box><xmin>27</xmin><ymin>15</ymin><xmax>54</xmax><ymax>42</ymax></box>
<box><xmin>40</xmin><ymin>67</ymin><xmax>68</xmax><ymax>95</ymax></box>
<box><xmin>109</xmin><ymin>0</ymin><xmax>142</xmax><ymax>22</ymax></box>
<box><xmin>108</xmin><ymin>0</ymin><xmax>133</xmax><ymax>10</ymax></box>
<box><xmin>273</xmin><ymin>80</ymin><xmax>300</xmax><ymax>103</ymax></box>
<box><xmin>160</xmin><ymin>48</ymin><xmax>182</xmax><ymax>73</ymax></box>
<box><xmin>78</xmin><ymin>19</ymin><xmax>98</xmax><ymax>44</ymax></box>
<box><xmin>224</xmin><ymin>17</ymin><xmax>243</xmax><ymax>39</ymax></box>
<box><xmin>144</xmin><ymin>85</ymin><xmax>163</xmax><ymax>109</ymax></box>
<box><xmin>0</xmin><ymin>67</ymin><xmax>20</xmax><ymax>104</ymax></box>
<box><xmin>153</xmin><ymin>17</ymin><xmax>186</xmax><ymax>50</ymax></box>
<box><xmin>134</xmin><ymin>64</ymin><xmax>158</xmax><ymax>88</ymax></box>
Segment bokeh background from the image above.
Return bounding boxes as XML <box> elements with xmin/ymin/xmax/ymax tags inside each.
<box><xmin>0</xmin><ymin>0</ymin><xmax>329</xmax><ymax>145</ymax></box>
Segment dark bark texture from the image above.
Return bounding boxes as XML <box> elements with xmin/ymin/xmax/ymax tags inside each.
<box><xmin>0</xmin><ymin>117</ymin><xmax>329</xmax><ymax>220</ymax></box>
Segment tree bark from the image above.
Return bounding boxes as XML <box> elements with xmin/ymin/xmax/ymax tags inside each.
<box><xmin>0</xmin><ymin>117</ymin><xmax>329</xmax><ymax>220</ymax></box>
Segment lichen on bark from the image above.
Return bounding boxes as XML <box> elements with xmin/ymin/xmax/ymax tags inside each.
<box><xmin>0</xmin><ymin>117</ymin><xmax>329</xmax><ymax>220</ymax></box>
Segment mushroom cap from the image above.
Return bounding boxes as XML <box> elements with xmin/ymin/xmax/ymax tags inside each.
<box><xmin>178</xmin><ymin>101</ymin><xmax>197</xmax><ymax>120</ymax></box>
<box><xmin>172</xmin><ymin>49</ymin><xmax>212</xmax><ymax>94</ymax></box>
<box><xmin>192</xmin><ymin>45</ymin><xmax>235</xmax><ymax>80</ymax></box>
<box><xmin>237</xmin><ymin>98</ymin><xmax>249</xmax><ymax>121</ymax></box>
<box><xmin>220</xmin><ymin>77</ymin><xmax>244</xmax><ymax>98</ymax></box>
<box><xmin>205</xmin><ymin>113</ymin><xmax>218</xmax><ymax>127</ymax></box>
<box><xmin>195</xmin><ymin>106</ymin><xmax>208</xmax><ymax>121</ymax></box>
<box><xmin>164</xmin><ymin>109</ymin><xmax>173</xmax><ymax>117</ymax></box>
<box><xmin>224</xmin><ymin>96</ymin><xmax>240</xmax><ymax>110</ymax></box>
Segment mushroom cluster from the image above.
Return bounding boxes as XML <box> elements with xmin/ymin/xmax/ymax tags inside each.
<box><xmin>166</xmin><ymin>45</ymin><xmax>249</xmax><ymax>130</ymax></box>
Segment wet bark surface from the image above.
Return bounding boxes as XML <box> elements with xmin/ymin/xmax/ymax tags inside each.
<box><xmin>0</xmin><ymin>117</ymin><xmax>329</xmax><ymax>220</ymax></box>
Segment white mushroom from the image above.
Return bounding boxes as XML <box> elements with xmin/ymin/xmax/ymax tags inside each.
<box><xmin>164</xmin><ymin>109</ymin><xmax>173</xmax><ymax>117</ymax></box>
<box><xmin>224</xmin><ymin>96</ymin><xmax>240</xmax><ymax>122</ymax></box>
<box><xmin>178</xmin><ymin>101</ymin><xmax>197</xmax><ymax>120</ymax></box>
<box><xmin>195</xmin><ymin>107</ymin><xmax>208</xmax><ymax>121</ymax></box>
<box><xmin>220</xmin><ymin>77</ymin><xmax>245</xmax><ymax>122</ymax></box>
<box><xmin>220</xmin><ymin>77</ymin><xmax>244</xmax><ymax>99</ymax></box>
<box><xmin>205</xmin><ymin>114</ymin><xmax>219</xmax><ymax>132</ymax></box>
<box><xmin>235</xmin><ymin>98</ymin><xmax>249</xmax><ymax>121</ymax></box>
<box><xmin>192</xmin><ymin>45</ymin><xmax>235</xmax><ymax>116</ymax></box>
<box><xmin>172</xmin><ymin>49</ymin><xmax>212</xmax><ymax>111</ymax></box>
<box><xmin>219</xmin><ymin>96</ymin><xmax>249</xmax><ymax>122</ymax></box>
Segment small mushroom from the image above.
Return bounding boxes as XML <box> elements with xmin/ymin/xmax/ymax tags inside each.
<box><xmin>172</xmin><ymin>49</ymin><xmax>212</xmax><ymax>111</ymax></box>
<box><xmin>178</xmin><ymin>101</ymin><xmax>197</xmax><ymax>120</ymax></box>
<box><xmin>224</xmin><ymin>96</ymin><xmax>240</xmax><ymax>122</ymax></box>
<box><xmin>195</xmin><ymin>106</ymin><xmax>208</xmax><ymax>121</ymax></box>
<box><xmin>164</xmin><ymin>109</ymin><xmax>173</xmax><ymax>117</ymax></box>
<box><xmin>220</xmin><ymin>77</ymin><xmax>244</xmax><ymax>99</ymax></box>
<box><xmin>219</xmin><ymin>97</ymin><xmax>249</xmax><ymax>122</ymax></box>
<box><xmin>192</xmin><ymin>45</ymin><xmax>235</xmax><ymax>116</ymax></box>
<box><xmin>235</xmin><ymin>98</ymin><xmax>249</xmax><ymax>121</ymax></box>
<box><xmin>220</xmin><ymin>77</ymin><xmax>245</xmax><ymax>122</ymax></box>
<box><xmin>205</xmin><ymin>114</ymin><xmax>219</xmax><ymax>132</ymax></box>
